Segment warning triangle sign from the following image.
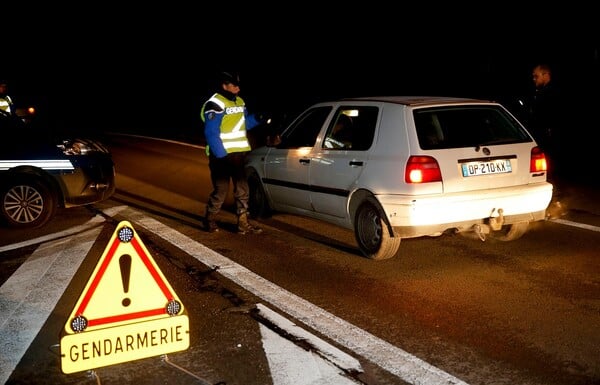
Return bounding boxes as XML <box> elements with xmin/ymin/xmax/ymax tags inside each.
<box><xmin>63</xmin><ymin>220</ymin><xmax>186</xmax><ymax>334</ymax></box>
<box><xmin>60</xmin><ymin>220</ymin><xmax>189</xmax><ymax>374</ymax></box>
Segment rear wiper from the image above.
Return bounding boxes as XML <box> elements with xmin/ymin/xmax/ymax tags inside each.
<box><xmin>475</xmin><ymin>139</ymin><xmax>514</xmax><ymax>150</ymax></box>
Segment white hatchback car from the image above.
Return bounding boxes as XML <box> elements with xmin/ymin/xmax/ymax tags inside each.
<box><xmin>245</xmin><ymin>96</ymin><xmax>553</xmax><ymax>260</ymax></box>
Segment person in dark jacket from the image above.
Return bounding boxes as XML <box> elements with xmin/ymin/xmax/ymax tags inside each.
<box><xmin>528</xmin><ymin>64</ymin><xmax>563</xmax><ymax>176</ymax></box>
<box><xmin>200</xmin><ymin>71</ymin><xmax>264</xmax><ymax>234</ymax></box>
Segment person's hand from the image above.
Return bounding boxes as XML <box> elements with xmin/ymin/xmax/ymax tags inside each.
<box><xmin>256</xmin><ymin>112</ymin><xmax>272</xmax><ymax>125</ymax></box>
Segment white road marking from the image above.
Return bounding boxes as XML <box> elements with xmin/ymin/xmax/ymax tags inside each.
<box><xmin>258</xmin><ymin>303</ymin><xmax>363</xmax><ymax>372</ymax></box>
<box><xmin>0</xmin><ymin>205</ymin><xmax>126</xmax><ymax>253</ymax></box>
<box><xmin>260</xmin><ymin>324</ymin><xmax>360</xmax><ymax>385</ymax></box>
<box><xmin>117</xmin><ymin>206</ymin><xmax>469</xmax><ymax>385</ymax></box>
<box><xmin>0</xmin><ymin>227</ymin><xmax>102</xmax><ymax>385</ymax></box>
<box><xmin>258</xmin><ymin>304</ymin><xmax>362</xmax><ymax>385</ymax></box>
<box><xmin>549</xmin><ymin>218</ymin><xmax>600</xmax><ymax>232</ymax></box>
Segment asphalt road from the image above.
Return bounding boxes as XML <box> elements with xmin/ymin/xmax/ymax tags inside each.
<box><xmin>1</xmin><ymin>134</ymin><xmax>599</xmax><ymax>385</ymax></box>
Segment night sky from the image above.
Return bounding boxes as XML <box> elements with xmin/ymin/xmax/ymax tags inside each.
<box><xmin>4</xmin><ymin>7</ymin><xmax>598</xmax><ymax>138</ymax></box>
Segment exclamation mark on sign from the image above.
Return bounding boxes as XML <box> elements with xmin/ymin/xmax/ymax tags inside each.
<box><xmin>120</xmin><ymin>254</ymin><xmax>132</xmax><ymax>307</ymax></box>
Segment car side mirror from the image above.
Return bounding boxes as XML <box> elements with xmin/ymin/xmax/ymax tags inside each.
<box><xmin>266</xmin><ymin>134</ymin><xmax>282</xmax><ymax>147</ymax></box>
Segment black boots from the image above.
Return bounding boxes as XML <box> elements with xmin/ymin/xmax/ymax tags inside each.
<box><xmin>237</xmin><ymin>212</ymin><xmax>262</xmax><ymax>234</ymax></box>
<box><xmin>204</xmin><ymin>211</ymin><xmax>262</xmax><ymax>234</ymax></box>
<box><xmin>204</xmin><ymin>212</ymin><xmax>219</xmax><ymax>233</ymax></box>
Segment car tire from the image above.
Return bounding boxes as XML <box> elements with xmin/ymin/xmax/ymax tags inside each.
<box><xmin>354</xmin><ymin>197</ymin><xmax>401</xmax><ymax>260</ymax></box>
<box><xmin>247</xmin><ymin>171</ymin><xmax>271</xmax><ymax>219</ymax></box>
<box><xmin>489</xmin><ymin>221</ymin><xmax>529</xmax><ymax>241</ymax></box>
<box><xmin>0</xmin><ymin>177</ymin><xmax>56</xmax><ymax>229</ymax></box>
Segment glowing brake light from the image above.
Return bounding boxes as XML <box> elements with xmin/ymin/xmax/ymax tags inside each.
<box><xmin>530</xmin><ymin>146</ymin><xmax>547</xmax><ymax>172</ymax></box>
<box><xmin>405</xmin><ymin>156</ymin><xmax>442</xmax><ymax>183</ymax></box>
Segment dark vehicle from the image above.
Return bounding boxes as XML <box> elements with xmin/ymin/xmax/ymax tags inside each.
<box><xmin>0</xmin><ymin>109</ymin><xmax>116</xmax><ymax>228</ymax></box>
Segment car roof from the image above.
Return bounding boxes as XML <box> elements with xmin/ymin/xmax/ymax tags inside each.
<box><xmin>340</xmin><ymin>96</ymin><xmax>494</xmax><ymax>106</ymax></box>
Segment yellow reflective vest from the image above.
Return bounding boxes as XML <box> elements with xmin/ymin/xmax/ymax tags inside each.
<box><xmin>0</xmin><ymin>95</ymin><xmax>14</xmax><ymax>114</ymax></box>
<box><xmin>201</xmin><ymin>93</ymin><xmax>251</xmax><ymax>156</ymax></box>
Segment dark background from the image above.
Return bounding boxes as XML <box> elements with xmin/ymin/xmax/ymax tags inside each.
<box><xmin>3</xmin><ymin>6</ymin><xmax>599</xmax><ymax>142</ymax></box>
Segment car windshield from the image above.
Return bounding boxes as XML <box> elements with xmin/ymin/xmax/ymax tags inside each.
<box><xmin>414</xmin><ymin>106</ymin><xmax>532</xmax><ymax>150</ymax></box>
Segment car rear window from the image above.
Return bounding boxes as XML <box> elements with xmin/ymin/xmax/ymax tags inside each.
<box><xmin>414</xmin><ymin>106</ymin><xmax>532</xmax><ymax>150</ymax></box>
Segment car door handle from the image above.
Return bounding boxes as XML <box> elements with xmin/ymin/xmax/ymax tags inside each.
<box><xmin>299</xmin><ymin>158</ymin><xmax>311</xmax><ymax>164</ymax></box>
<box><xmin>349</xmin><ymin>161</ymin><xmax>364</xmax><ymax>166</ymax></box>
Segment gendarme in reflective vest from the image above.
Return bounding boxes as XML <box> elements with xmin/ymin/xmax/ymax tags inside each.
<box><xmin>201</xmin><ymin>93</ymin><xmax>251</xmax><ymax>156</ymax></box>
<box><xmin>0</xmin><ymin>95</ymin><xmax>14</xmax><ymax>115</ymax></box>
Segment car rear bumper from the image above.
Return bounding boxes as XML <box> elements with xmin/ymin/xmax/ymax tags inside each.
<box><xmin>377</xmin><ymin>182</ymin><xmax>553</xmax><ymax>236</ymax></box>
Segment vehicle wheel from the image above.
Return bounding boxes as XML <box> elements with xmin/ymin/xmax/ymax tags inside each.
<box><xmin>0</xmin><ymin>178</ymin><xmax>56</xmax><ymax>228</ymax></box>
<box><xmin>490</xmin><ymin>221</ymin><xmax>529</xmax><ymax>241</ymax></box>
<box><xmin>354</xmin><ymin>197</ymin><xmax>401</xmax><ymax>260</ymax></box>
<box><xmin>247</xmin><ymin>172</ymin><xmax>271</xmax><ymax>219</ymax></box>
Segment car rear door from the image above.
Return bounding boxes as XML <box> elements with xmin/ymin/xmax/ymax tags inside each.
<box><xmin>309</xmin><ymin>104</ymin><xmax>379</xmax><ymax>218</ymax></box>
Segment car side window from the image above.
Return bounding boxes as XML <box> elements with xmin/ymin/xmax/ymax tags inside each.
<box><xmin>277</xmin><ymin>107</ymin><xmax>332</xmax><ymax>149</ymax></box>
<box><xmin>323</xmin><ymin>106</ymin><xmax>378</xmax><ymax>151</ymax></box>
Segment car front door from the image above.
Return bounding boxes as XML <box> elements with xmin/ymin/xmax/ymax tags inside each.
<box><xmin>263</xmin><ymin>106</ymin><xmax>332</xmax><ymax>212</ymax></box>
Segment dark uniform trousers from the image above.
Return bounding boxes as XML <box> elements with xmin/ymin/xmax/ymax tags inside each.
<box><xmin>206</xmin><ymin>152</ymin><xmax>249</xmax><ymax>216</ymax></box>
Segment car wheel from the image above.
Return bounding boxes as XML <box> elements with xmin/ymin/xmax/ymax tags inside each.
<box><xmin>490</xmin><ymin>221</ymin><xmax>529</xmax><ymax>241</ymax></box>
<box><xmin>248</xmin><ymin>172</ymin><xmax>271</xmax><ymax>219</ymax></box>
<box><xmin>0</xmin><ymin>178</ymin><xmax>56</xmax><ymax>228</ymax></box>
<box><xmin>354</xmin><ymin>197</ymin><xmax>401</xmax><ymax>260</ymax></box>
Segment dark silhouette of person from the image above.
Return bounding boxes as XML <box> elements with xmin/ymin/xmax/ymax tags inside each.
<box><xmin>528</xmin><ymin>64</ymin><xmax>563</xmax><ymax>177</ymax></box>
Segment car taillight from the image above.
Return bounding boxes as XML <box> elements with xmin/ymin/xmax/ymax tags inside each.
<box><xmin>530</xmin><ymin>146</ymin><xmax>547</xmax><ymax>172</ymax></box>
<box><xmin>405</xmin><ymin>156</ymin><xmax>442</xmax><ymax>183</ymax></box>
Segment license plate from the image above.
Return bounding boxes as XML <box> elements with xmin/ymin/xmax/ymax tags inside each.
<box><xmin>461</xmin><ymin>159</ymin><xmax>512</xmax><ymax>177</ymax></box>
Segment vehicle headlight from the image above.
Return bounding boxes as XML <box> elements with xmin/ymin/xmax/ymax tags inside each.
<box><xmin>58</xmin><ymin>139</ymin><xmax>92</xmax><ymax>155</ymax></box>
